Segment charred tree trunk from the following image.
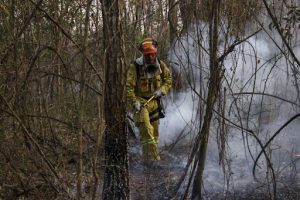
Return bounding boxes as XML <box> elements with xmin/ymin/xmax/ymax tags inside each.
<box><xmin>101</xmin><ymin>0</ymin><xmax>129</xmax><ymax>199</ymax></box>
<box><xmin>191</xmin><ymin>0</ymin><xmax>221</xmax><ymax>199</ymax></box>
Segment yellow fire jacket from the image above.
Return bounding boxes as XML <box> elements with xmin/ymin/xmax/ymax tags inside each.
<box><xmin>126</xmin><ymin>59</ymin><xmax>172</xmax><ymax>107</ymax></box>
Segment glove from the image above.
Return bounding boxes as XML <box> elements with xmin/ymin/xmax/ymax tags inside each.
<box><xmin>153</xmin><ymin>88</ymin><xmax>165</xmax><ymax>97</ymax></box>
<box><xmin>133</xmin><ymin>101</ymin><xmax>141</xmax><ymax>111</ymax></box>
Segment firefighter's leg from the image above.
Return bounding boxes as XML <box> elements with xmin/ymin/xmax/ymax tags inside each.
<box><xmin>148</xmin><ymin>100</ymin><xmax>160</xmax><ymax>145</ymax></box>
<box><xmin>151</xmin><ymin>119</ymin><xmax>159</xmax><ymax>145</ymax></box>
<box><xmin>135</xmin><ymin>100</ymin><xmax>160</xmax><ymax>162</ymax></box>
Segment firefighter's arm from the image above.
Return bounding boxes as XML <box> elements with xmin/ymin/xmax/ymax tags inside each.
<box><xmin>126</xmin><ymin>64</ymin><xmax>145</xmax><ymax>108</ymax></box>
<box><xmin>126</xmin><ymin>64</ymin><xmax>138</xmax><ymax>107</ymax></box>
<box><xmin>159</xmin><ymin>61</ymin><xmax>172</xmax><ymax>95</ymax></box>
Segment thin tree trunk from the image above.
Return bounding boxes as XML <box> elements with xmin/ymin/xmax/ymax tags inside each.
<box><xmin>192</xmin><ymin>0</ymin><xmax>221</xmax><ymax>199</ymax></box>
<box><xmin>101</xmin><ymin>0</ymin><xmax>129</xmax><ymax>199</ymax></box>
<box><xmin>92</xmin><ymin>1</ymin><xmax>103</xmax><ymax>198</ymax></box>
<box><xmin>77</xmin><ymin>1</ymin><xmax>92</xmax><ymax>199</ymax></box>
<box><xmin>168</xmin><ymin>0</ymin><xmax>178</xmax><ymax>45</ymax></box>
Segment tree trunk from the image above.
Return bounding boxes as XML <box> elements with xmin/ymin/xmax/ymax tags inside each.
<box><xmin>179</xmin><ymin>0</ymin><xmax>196</xmax><ymax>32</ymax></box>
<box><xmin>191</xmin><ymin>0</ymin><xmax>221</xmax><ymax>199</ymax></box>
<box><xmin>101</xmin><ymin>0</ymin><xmax>129</xmax><ymax>199</ymax></box>
<box><xmin>168</xmin><ymin>0</ymin><xmax>178</xmax><ymax>45</ymax></box>
<box><xmin>77</xmin><ymin>1</ymin><xmax>92</xmax><ymax>199</ymax></box>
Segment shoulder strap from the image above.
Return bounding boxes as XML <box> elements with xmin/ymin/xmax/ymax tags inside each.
<box><xmin>133</xmin><ymin>61</ymin><xmax>141</xmax><ymax>78</ymax></box>
<box><xmin>157</xmin><ymin>58</ymin><xmax>161</xmax><ymax>65</ymax></box>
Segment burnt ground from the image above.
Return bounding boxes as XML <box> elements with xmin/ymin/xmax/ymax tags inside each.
<box><xmin>203</xmin><ymin>186</ymin><xmax>300</xmax><ymax>200</ymax></box>
<box><xmin>128</xmin><ymin>135</ymin><xmax>187</xmax><ymax>200</ymax></box>
<box><xmin>128</xmin><ymin>134</ymin><xmax>300</xmax><ymax>200</ymax></box>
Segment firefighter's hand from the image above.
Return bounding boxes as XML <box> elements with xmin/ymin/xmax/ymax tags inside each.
<box><xmin>153</xmin><ymin>88</ymin><xmax>165</xmax><ymax>97</ymax></box>
<box><xmin>133</xmin><ymin>101</ymin><xmax>142</xmax><ymax>111</ymax></box>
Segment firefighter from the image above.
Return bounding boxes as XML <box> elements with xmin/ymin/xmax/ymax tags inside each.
<box><xmin>126</xmin><ymin>38</ymin><xmax>172</xmax><ymax>166</ymax></box>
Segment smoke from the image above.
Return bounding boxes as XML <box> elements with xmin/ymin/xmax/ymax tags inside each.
<box><xmin>159</xmin><ymin>90</ymin><xmax>197</xmax><ymax>145</ymax></box>
<box><xmin>162</xmin><ymin>22</ymin><xmax>300</xmax><ymax>195</ymax></box>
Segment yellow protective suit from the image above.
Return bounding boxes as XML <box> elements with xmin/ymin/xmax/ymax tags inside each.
<box><xmin>126</xmin><ymin>59</ymin><xmax>172</xmax><ymax>162</ymax></box>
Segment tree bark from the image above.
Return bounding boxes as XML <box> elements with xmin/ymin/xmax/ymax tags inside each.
<box><xmin>101</xmin><ymin>0</ymin><xmax>129</xmax><ymax>199</ymax></box>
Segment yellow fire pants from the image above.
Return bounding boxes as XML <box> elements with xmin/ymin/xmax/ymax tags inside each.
<box><xmin>134</xmin><ymin>99</ymin><xmax>160</xmax><ymax>162</ymax></box>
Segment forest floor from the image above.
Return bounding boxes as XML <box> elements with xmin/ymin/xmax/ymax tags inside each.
<box><xmin>128</xmin><ymin>134</ymin><xmax>300</xmax><ymax>200</ymax></box>
<box><xmin>128</xmin><ymin>135</ymin><xmax>188</xmax><ymax>200</ymax></box>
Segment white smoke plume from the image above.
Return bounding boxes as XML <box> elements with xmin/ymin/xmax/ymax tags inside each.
<box><xmin>161</xmin><ymin>22</ymin><xmax>300</xmax><ymax>196</ymax></box>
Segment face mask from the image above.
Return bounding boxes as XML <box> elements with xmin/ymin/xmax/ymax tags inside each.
<box><xmin>145</xmin><ymin>64</ymin><xmax>158</xmax><ymax>74</ymax></box>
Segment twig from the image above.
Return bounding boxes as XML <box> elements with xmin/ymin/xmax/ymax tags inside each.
<box><xmin>253</xmin><ymin>113</ymin><xmax>300</xmax><ymax>179</ymax></box>
<box><xmin>0</xmin><ymin>0</ymin><xmax>44</xmax><ymax>65</ymax></box>
<box><xmin>218</xmin><ymin>29</ymin><xmax>262</xmax><ymax>63</ymax></box>
<box><xmin>29</xmin><ymin>0</ymin><xmax>103</xmax><ymax>84</ymax></box>
<box><xmin>232</xmin><ymin>92</ymin><xmax>300</xmax><ymax>107</ymax></box>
